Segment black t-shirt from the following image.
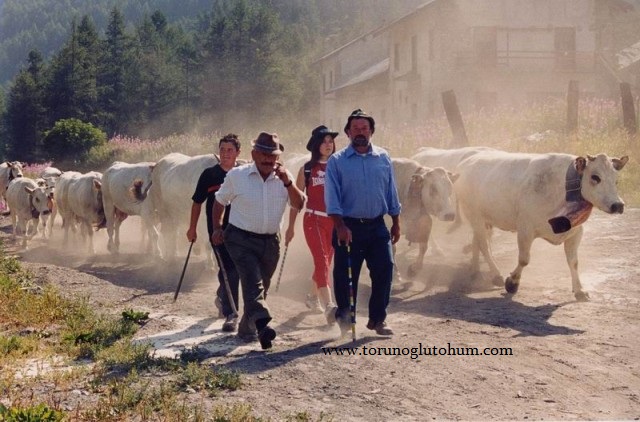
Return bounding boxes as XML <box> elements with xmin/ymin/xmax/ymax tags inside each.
<box><xmin>191</xmin><ymin>164</ymin><xmax>230</xmax><ymax>236</ymax></box>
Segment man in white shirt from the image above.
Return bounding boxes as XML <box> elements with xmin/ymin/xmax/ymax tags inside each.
<box><xmin>211</xmin><ymin>132</ymin><xmax>305</xmax><ymax>349</ymax></box>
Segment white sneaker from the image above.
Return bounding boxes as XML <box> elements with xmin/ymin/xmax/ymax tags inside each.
<box><xmin>305</xmin><ymin>294</ymin><xmax>322</xmax><ymax>313</ymax></box>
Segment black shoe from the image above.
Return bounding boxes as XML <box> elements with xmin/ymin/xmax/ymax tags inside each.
<box><xmin>258</xmin><ymin>326</ymin><xmax>276</xmax><ymax>350</ymax></box>
<box><xmin>366</xmin><ymin>319</ymin><xmax>394</xmax><ymax>336</ymax></box>
<box><xmin>222</xmin><ymin>314</ymin><xmax>238</xmax><ymax>332</ymax></box>
<box><xmin>336</xmin><ymin>314</ymin><xmax>352</xmax><ymax>337</ymax></box>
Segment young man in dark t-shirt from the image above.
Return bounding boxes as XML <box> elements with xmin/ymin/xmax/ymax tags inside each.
<box><xmin>187</xmin><ymin>134</ymin><xmax>241</xmax><ymax>332</ymax></box>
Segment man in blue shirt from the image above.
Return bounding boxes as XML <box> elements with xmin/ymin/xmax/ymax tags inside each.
<box><xmin>324</xmin><ymin>109</ymin><xmax>401</xmax><ymax>336</ymax></box>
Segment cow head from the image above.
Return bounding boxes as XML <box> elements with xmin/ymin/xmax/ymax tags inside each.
<box><xmin>8</xmin><ymin>161</ymin><xmax>24</xmax><ymax>181</ymax></box>
<box><xmin>422</xmin><ymin>167</ymin><xmax>458</xmax><ymax>221</ymax></box>
<box><xmin>409</xmin><ymin>166</ymin><xmax>458</xmax><ymax>222</ymax></box>
<box><xmin>578</xmin><ymin>154</ymin><xmax>628</xmax><ymax>214</ymax></box>
<box><xmin>24</xmin><ymin>185</ymin><xmax>52</xmax><ymax>217</ymax></box>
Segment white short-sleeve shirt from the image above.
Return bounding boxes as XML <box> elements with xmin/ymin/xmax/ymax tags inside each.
<box><xmin>215</xmin><ymin>162</ymin><xmax>292</xmax><ymax>234</ymax></box>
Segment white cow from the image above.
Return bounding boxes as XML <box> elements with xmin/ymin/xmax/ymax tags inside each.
<box><xmin>56</xmin><ymin>171</ymin><xmax>106</xmax><ymax>254</ymax></box>
<box><xmin>0</xmin><ymin>161</ymin><xmax>24</xmax><ymax>212</ymax></box>
<box><xmin>6</xmin><ymin>177</ymin><xmax>52</xmax><ymax>248</ymax></box>
<box><xmin>34</xmin><ymin>177</ymin><xmax>57</xmax><ymax>238</ymax></box>
<box><xmin>40</xmin><ymin>167</ymin><xmax>63</xmax><ymax>179</ymax></box>
<box><xmin>455</xmin><ymin>151</ymin><xmax>628</xmax><ymax>300</ymax></box>
<box><xmin>101</xmin><ymin>161</ymin><xmax>159</xmax><ymax>255</ymax></box>
<box><xmin>39</xmin><ymin>167</ymin><xmax>63</xmax><ymax>236</ymax></box>
<box><xmin>392</xmin><ymin>158</ymin><xmax>458</xmax><ymax>277</ymax></box>
<box><xmin>148</xmin><ymin>153</ymin><xmax>219</xmax><ymax>260</ymax></box>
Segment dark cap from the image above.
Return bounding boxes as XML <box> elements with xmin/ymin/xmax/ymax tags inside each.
<box><xmin>344</xmin><ymin>108</ymin><xmax>375</xmax><ymax>135</ymax></box>
<box><xmin>252</xmin><ymin>132</ymin><xmax>284</xmax><ymax>155</ymax></box>
<box><xmin>306</xmin><ymin>125</ymin><xmax>339</xmax><ymax>152</ymax></box>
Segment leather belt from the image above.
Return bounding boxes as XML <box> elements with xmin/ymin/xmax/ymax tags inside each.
<box><xmin>229</xmin><ymin>224</ymin><xmax>276</xmax><ymax>239</ymax></box>
<box><xmin>343</xmin><ymin>216</ymin><xmax>384</xmax><ymax>224</ymax></box>
<box><xmin>306</xmin><ymin>209</ymin><xmax>328</xmax><ymax>217</ymax></box>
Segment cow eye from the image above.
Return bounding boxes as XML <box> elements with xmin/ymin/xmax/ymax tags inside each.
<box><xmin>591</xmin><ymin>175</ymin><xmax>601</xmax><ymax>184</ymax></box>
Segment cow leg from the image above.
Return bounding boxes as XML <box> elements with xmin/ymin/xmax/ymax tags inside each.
<box><xmin>408</xmin><ymin>215</ymin><xmax>433</xmax><ymax>278</ymax></box>
<box><xmin>104</xmin><ymin>201</ymin><xmax>116</xmax><ymax>253</ymax></box>
<box><xmin>408</xmin><ymin>240</ymin><xmax>428</xmax><ymax>278</ymax></box>
<box><xmin>563</xmin><ymin>226</ymin><xmax>588</xmax><ymax>301</ymax></box>
<box><xmin>113</xmin><ymin>218</ymin><xmax>122</xmax><ymax>253</ymax></box>
<box><xmin>10</xmin><ymin>212</ymin><xmax>17</xmax><ymax>238</ymax></box>
<box><xmin>471</xmin><ymin>223</ymin><xmax>503</xmax><ymax>286</ymax></box>
<box><xmin>505</xmin><ymin>228</ymin><xmax>535</xmax><ymax>294</ymax></box>
<box><xmin>142</xmin><ymin>213</ymin><xmax>162</xmax><ymax>257</ymax></box>
<box><xmin>81</xmin><ymin>221</ymin><xmax>96</xmax><ymax>255</ymax></box>
<box><xmin>47</xmin><ymin>203</ymin><xmax>57</xmax><ymax>238</ymax></box>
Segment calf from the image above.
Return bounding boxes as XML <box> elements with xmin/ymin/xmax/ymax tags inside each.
<box><xmin>6</xmin><ymin>177</ymin><xmax>52</xmax><ymax>248</ymax></box>
<box><xmin>392</xmin><ymin>158</ymin><xmax>458</xmax><ymax>277</ymax></box>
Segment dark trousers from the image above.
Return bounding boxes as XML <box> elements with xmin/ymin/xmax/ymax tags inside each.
<box><xmin>211</xmin><ymin>242</ymin><xmax>240</xmax><ymax>317</ymax></box>
<box><xmin>332</xmin><ymin>217</ymin><xmax>394</xmax><ymax>324</ymax></box>
<box><xmin>223</xmin><ymin>225</ymin><xmax>280</xmax><ymax>326</ymax></box>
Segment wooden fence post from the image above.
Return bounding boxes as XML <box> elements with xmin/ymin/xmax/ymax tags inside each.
<box><xmin>566</xmin><ymin>80</ymin><xmax>579</xmax><ymax>134</ymax></box>
<box><xmin>441</xmin><ymin>90</ymin><xmax>468</xmax><ymax>147</ymax></box>
<box><xmin>620</xmin><ymin>82</ymin><xmax>637</xmax><ymax>134</ymax></box>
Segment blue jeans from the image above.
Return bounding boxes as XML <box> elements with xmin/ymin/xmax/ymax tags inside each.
<box><xmin>211</xmin><ymin>242</ymin><xmax>240</xmax><ymax>317</ymax></box>
<box><xmin>332</xmin><ymin>217</ymin><xmax>394</xmax><ymax>324</ymax></box>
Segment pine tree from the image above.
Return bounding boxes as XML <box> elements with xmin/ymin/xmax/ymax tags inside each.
<box><xmin>5</xmin><ymin>50</ymin><xmax>47</xmax><ymax>161</ymax></box>
<box><xmin>97</xmin><ymin>7</ymin><xmax>133</xmax><ymax>135</ymax></box>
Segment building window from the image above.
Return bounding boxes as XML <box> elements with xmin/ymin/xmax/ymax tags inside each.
<box><xmin>554</xmin><ymin>27</ymin><xmax>576</xmax><ymax>70</ymax></box>
<box><xmin>323</xmin><ymin>74</ymin><xmax>326</xmax><ymax>92</ymax></box>
<box><xmin>330</xmin><ymin>70</ymin><xmax>333</xmax><ymax>88</ymax></box>
<box><xmin>474</xmin><ymin>27</ymin><xmax>497</xmax><ymax>67</ymax></box>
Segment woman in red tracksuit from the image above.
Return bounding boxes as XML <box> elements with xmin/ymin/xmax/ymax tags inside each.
<box><xmin>285</xmin><ymin>125</ymin><xmax>338</xmax><ymax>324</ymax></box>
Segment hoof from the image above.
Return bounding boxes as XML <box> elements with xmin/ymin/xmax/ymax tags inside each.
<box><xmin>505</xmin><ymin>276</ymin><xmax>519</xmax><ymax>294</ymax></box>
<box><xmin>574</xmin><ymin>290</ymin><xmax>590</xmax><ymax>302</ymax></box>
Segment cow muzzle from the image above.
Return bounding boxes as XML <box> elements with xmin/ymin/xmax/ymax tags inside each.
<box><xmin>610</xmin><ymin>202</ymin><xmax>624</xmax><ymax>214</ymax></box>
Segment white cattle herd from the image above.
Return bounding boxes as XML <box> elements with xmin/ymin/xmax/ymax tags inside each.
<box><xmin>0</xmin><ymin>145</ymin><xmax>628</xmax><ymax>301</ymax></box>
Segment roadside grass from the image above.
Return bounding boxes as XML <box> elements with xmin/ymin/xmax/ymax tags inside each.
<box><xmin>0</xmin><ymin>241</ymin><xmax>330</xmax><ymax>421</ymax></box>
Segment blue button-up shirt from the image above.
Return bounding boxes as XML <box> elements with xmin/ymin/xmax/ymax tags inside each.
<box><xmin>325</xmin><ymin>143</ymin><xmax>401</xmax><ymax>219</ymax></box>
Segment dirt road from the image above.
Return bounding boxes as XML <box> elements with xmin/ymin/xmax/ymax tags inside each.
<box><xmin>5</xmin><ymin>208</ymin><xmax>640</xmax><ymax>420</ymax></box>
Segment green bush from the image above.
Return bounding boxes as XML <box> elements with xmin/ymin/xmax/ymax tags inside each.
<box><xmin>42</xmin><ymin>118</ymin><xmax>107</xmax><ymax>166</ymax></box>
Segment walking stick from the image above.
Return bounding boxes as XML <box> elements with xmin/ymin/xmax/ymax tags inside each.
<box><xmin>212</xmin><ymin>246</ymin><xmax>239</xmax><ymax>316</ymax></box>
<box><xmin>173</xmin><ymin>241</ymin><xmax>194</xmax><ymax>302</ymax></box>
<box><xmin>346</xmin><ymin>244</ymin><xmax>356</xmax><ymax>342</ymax></box>
<box><xmin>274</xmin><ymin>244</ymin><xmax>289</xmax><ymax>292</ymax></box>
